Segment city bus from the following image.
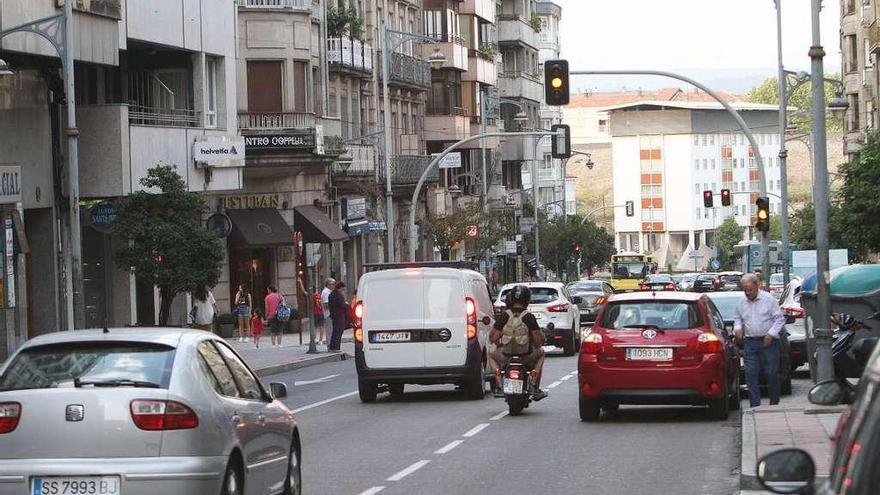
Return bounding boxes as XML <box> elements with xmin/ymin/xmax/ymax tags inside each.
<box><xmin>610</xmin><ymin>252</ymin><xmax>658</xmax><ymax>292</ymax></box>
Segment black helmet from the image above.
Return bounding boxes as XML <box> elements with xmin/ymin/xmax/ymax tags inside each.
<box><xmin>505</xmin><ymin>285</ymin><xmax>531</xmax><ymax>308</ymax></box>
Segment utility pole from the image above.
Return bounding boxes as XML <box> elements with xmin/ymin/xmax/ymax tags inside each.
<box><xmin>775</xmin><ymin>0</ymin><xmax>791</xmax><ymax>288</ymax></box>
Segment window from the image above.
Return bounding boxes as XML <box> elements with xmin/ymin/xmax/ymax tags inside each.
<box><xmin>694</xmin><ymin>159</ymin><xmax>700</xmax><ymax>171</ymax></box>
<box><xmin>695</xmin><ymin>208</ymin><xmax>701</xmax><ymax>220</ymax></box>
<box><xmin>205</xmin><ymin>58</ymin><xmax>218</xmax><ymax>128</ymax></box>
<box><xmin>777</xmin><ymin>179</ymin><xmax>782</xmax><ymax>190</ymax></box>
<box><xmin>701</xmin><ymin>135</ymin><xmax>708</xmax><ymax>146</ymax></box>
<box><xmin>599</xmin><ymin>301</ymin><xmax>703</xmax><ymax>330</ymax></box>
<box><xmin>703</xmin><ymin>182</ymin><xmax>709</xmax><ymax>191</ymax></box>
<box><xmin>711</xmin><ymin>159</ymin><xmax>716</xmax><ymax>170</ymax></box>
<box><xmin>712</xmin><ymin>182</ymin><xmax>717</xmax><ymax>191</ymax></box>
<box><xmin>741</xmin><ymin>181</ymin><xmax>746</xmax><ymax>191</ymax></box>
<box><xmin>598</xmin><ymin>119</ymin><xmax>608</xmax><ymax>132</ymax></box>
<box><xmin>694</xmin><ymin>135</ymin><xmax>700</xmax><ymax>145</ymax></box>
<box><xmin>704</xmin><ymin>209</ymin><xmax>709</xmax><ymax>219</ymax></box>
<box><xmin>215</xmin><ymin>343</ymin><xmax>263</xmax><ymax>400</ymax></box>
<box><xmin>198</xmin><ymin>341</ymin><xmax>239</xmax><ymax>397</ymax></box>
<box><xmin>845</xmin><ymin>35</ymin><xmax>858</xmax><ymax>73</ymax></box>
<box><xmin>848</xmin><ymin>94</ymin><xmax>861</xmax><ymax>131</ymax></box>
<box><xmin>709</xmin><ymin>134</ymin><xmax>715</xmax><ymax>145</ymax></box>
<box><xmin>695</xmin><ymin>184</ymin><xmax>701</xmax><ymax>194</ymax></box>
<box><xmin>702</xmin><ymin>159</ymin><xmax>708</xmax><ymax>170</ymax></box>
<box><xmin>293</xmin><ymin>61</ymin><xmax>308</xmax><ymax>113</ymax></box>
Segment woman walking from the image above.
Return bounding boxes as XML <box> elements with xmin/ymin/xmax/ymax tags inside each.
<box><xmin>328</xmin><ymin>281</ymin><xmax>349</xmax><ymax>352</ymax></box>
<box><xmin>233</xmin><ymin>285</ymin><xmax>253</xmax><ymax>342</ymax></box>
<box><xmin>313</xmin><ymin>289</ymin><xmax>326</xmax><ymax>345</ymax></box>
<box><xmin>192</xmin><ymin>286</ymin><xmax>217</xmax><ymax>332</ymax></box>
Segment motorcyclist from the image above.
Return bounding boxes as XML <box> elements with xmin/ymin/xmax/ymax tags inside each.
<box><xmin>488</xmin><ymin>285</ymin><xmax>547</xmax><ymax>401</ymax></box>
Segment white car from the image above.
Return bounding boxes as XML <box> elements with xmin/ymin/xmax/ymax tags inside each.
<box><xmin>353</xmin><ymin>263</ymin><xmax>494</xmax><ymax>402</ymax></box>
<box><xmin>494</xmin><ymin>282</ymin><xmax>582</xmax><ymax>356</ymax></box>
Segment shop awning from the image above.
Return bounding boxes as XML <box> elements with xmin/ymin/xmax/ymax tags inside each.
<box><xmin>226</xmin><ymin>208</ymin><xmax>295</xmax><ymax>248</ymax></box>
<box><xmin>294</xmin><ymin>205</ymin><xmax>349</xmax><ymax>243</ymax></box>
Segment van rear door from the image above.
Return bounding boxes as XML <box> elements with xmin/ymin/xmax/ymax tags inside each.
<box><xmin>423</xmin><ymin>273</ymin><xmax>467</xmax><ymax>368</ymax></box>
<box><xmin>361</xmin><ymin>271</ymin><xmax>426</xmax><ymax>369</ymax></box>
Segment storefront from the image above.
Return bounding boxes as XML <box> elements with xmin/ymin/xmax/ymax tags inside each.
<box><xmin>0</xmin><ymin>166</ymin><xmax>28</xmax><ymax>359</ymax></box>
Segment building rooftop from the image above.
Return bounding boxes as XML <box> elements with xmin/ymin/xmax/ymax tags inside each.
<box><xmin>566</xmin><ymin>87</ymin><xmax>746</xmax><ymax>110</ymax></box>
<box><xmin>604</xmin><ymin>100</ymin><xmax>781</xmax><ymax>112</ymax></box>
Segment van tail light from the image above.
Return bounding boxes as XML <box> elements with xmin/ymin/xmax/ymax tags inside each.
<box><xmin>0</xmin><ymin>402</ymin><xmax>21</xmax><ymax>434</ymax></box>
<box><xmin>354</xmin><ymin>328</ymin><xmax>364</xmax><ymax>344</ymax></box>
<box><xmin>547</xmin><ymin>303</ymin><xmax>569</xmax><ymax>313</ymax></box>
<box><xmin>466</xmin><ymin>297</ymin><xmax>478</xmax><ymax>339</ymax></box>
<box><xmin>353</xmin><ymin>301</ymin><xmax>364</xmax><ymax>343</ymax></box>
<box><xmin>130</xmin><ymin>400</ymin><xmax>199</xmax><ymax>431</ymax></box>
<box><xmin>698</xmin><ymin>333</ymin><xmax>723</xmax><ymax>354</ymax></box>
<box><xmin>582</xmin><ymin>333</ymin><xmax>604</xmax><ymax>354</ymax></box>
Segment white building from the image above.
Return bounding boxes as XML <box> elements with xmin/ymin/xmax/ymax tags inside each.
<box><xmin>609</xmin><ymin>101</ymin><xmax>782</xmax><ymax>271</ymax></box>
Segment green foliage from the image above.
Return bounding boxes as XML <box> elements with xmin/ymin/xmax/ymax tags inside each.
<box><xmin>836</xmin><ymin>130</ymin><xmax>880</xmax><ymax>259</ymax></box>
<box><xmin>530</xmin><ymin>15</ymin><xmax>542</xmax><ymax>32</ymax></box>
<box><xmin>420</xmin><ymin>203</ymin><xmax>498</xmax><ymax>260</ymax></box>
<box><xmin>769</xmin><ymin>215</ymin><xmax>782</xmax><ymax>241</ymax></box>
<box><xmin>111</xmin><ymin>166</ymin><xmax>223</xmax><ymax>326</ymax></box>
<box><xmin>746</xmin><ymin>75</ymin><xmax>843</xmax><ymax>133</ymax></box>
<box><xmin>714</xmin><ymin>217</ymin><xmax>744</xmax><ymax>270</ymax></box>
<box><xmin>538</xmin><ymin>216</ymin><xmax>616</xmax><ymax>279</ymax></box>
<box><xmin>787</xmin><ymin>201</ymin><xmax>863</xmax><ymax>261</ymax></box>
<box><xmin>327</xmin><ymin>6</ymin><xmax>364</xmax><ymax>39</ymax></box>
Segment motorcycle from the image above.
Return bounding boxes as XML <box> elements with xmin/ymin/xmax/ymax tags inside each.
<box><xmin>501</xmin><ymin>356</ymin><xmax>536</xmax><ymax>416</ymax></box>
<box><xmin>831</xmin><ymin>311</ymin><xmax>880</xmax><ymax>379</ymax></box>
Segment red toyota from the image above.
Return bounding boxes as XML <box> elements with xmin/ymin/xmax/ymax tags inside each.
<box><xmin>578</xmin><ymin>292</ymin><xmax>741</xmax><ymax>421</ymax></box>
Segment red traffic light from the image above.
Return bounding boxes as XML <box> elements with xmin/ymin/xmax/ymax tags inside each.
<box><xmin>703</xmin><ymin>190</ymin><xmax>714</xmax><ymax>208</ymax></box>
<box><xmin>720</xmin><ymin>189</ymin><xmax>731</xmax><ymax>206</ymax></box>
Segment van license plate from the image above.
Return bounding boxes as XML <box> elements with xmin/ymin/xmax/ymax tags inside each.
<box><xmin>31</xmin><ymin>476</ymin><xmax>121</xmax><ymax>495</ymax></box>
<box><xmin>503</xmin><ymin>378</ymin><xmax>523</xmax><ymax>394</ymax></box>
<box><xmin>626</xmin><ymin>348</ymin><xmax>672</xmax><ymax>361</ymax></box>
<box><xmin>372</xmin><ymin>331</ymin><xmax>411</xmax><ymax>343</ymax></box>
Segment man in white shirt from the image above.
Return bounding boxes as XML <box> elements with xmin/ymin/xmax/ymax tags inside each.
<box><xmin>734</xmin><ymin>273</ymin><xmax>786</xmax><ymax>408</ymax></box>
<box><xmin>321</xmin><ymin>278</ymin><xmax>335</xmax><ymax>347</ymax></box>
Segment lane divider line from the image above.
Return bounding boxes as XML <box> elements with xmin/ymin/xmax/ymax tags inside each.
<box><xmin>546</xmin><ymin>381</ymin><xmax>563</xmax><ymax>389</ymax></box>
<box><xmin>560</xmin><ymin>374</ymin><xmax>574</xmax><ymax>381</ymax></box>
<box><xmin>292</xmin><ymin>391</ymin><xmax>358</xmax><ymax>414</ymax></box>
<box><xmin>358</xmin><ymin>487</ymin><xmax>386</xmax><ymax>495</ymax></box>
<box><xmin>386</xmin><ymin>460</ymin><xmax>430</xmax><ymax>482</ymax></box>
<box><xmin>462</xmin><ymin>423</ymin><xmax>490</xmax><ymax>438</ymax></box>
<box><xmin>490</xmin><ymin>410</ymin><xmax>509</xmax><ymax>421</ymax></box>
<box><xmin>434</xmin><ymin>440</ymin><xmax>464</xmax><ymax>455</ymax></box>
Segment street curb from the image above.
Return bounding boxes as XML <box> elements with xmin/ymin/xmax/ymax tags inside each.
<box><xmin>804</xmin><ymin>405</ymin><xmax>847</xmax><ymax>415</ymax></box>
<box><xmin>740</xmin><ymin>410</ymin><xmax>761</xmax><ymax>490</ymax></box>
<box><xmin>254</xmin><ymin>352</ymin><xmax>352</xmax><ymax>377</ymax></box>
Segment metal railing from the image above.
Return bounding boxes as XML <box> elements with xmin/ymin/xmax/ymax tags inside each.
<box><xmin>333</xmin><ymin>144</ymin><xmax>376</xmax><ymax>176</ymax></box>
<box><xmin>237</xmin><ymin>0</ymin><xmax>310</xmax><ymax>9</ymax></box>
<box><xmin>328</xmin><ymin>37</ymin><xmax>374</xmax><ymax>73</ymax></box>
<box><xmin>129</xmin><ymin>105</ymin><xmax>201</xmax><ymax>128</ymax></box>
<box><xmin>380</xmin><ymin>155</ymin><xmax>438</xmax><ymax>184</ymax></box>
<box><xmin>128</xmin><ymin>70</ymin><xmax>201</xmax><ymax>127</ymax></box>
<box><xmin>238</xmin><ymin>112</ymin><xmax>315</xmax><ymax>130</ymax></box>
<box><xmin>389</xmin><ymin>53</ymin><xmax>431</xmax><ymax>88</ymax></box>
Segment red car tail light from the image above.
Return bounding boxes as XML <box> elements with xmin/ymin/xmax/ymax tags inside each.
<box><xmin>547</xmin><ymin>303</ymin><xmax>569</xmax><ymax>313</ymax></box>
<box><xmin>0</xmin><ymin>402</ymin><xmax>21</xmax><ymax>434</ymax></box>
<box><xmin>466</xmin><ymin>297</ymin><xmax>478</xmax><ymax>339</ymax></box>
<box><xmin>130</xmin><ymin>400</ymin><xmax>199</xmax><ymax>431</ymax></box>
<box><xmin>665</xmin><ymin>284</ymin><xmax>675</xmax><ymax>290</ymax></box>
<box><xmin>698</xmin><ymin>333</ymin><xmax>723</xmax><ymax>354</ymax></box>
<box><xmin>639</xmin><ymin>284</ymin><xmax>650</xmax><ymax>291</ymax></box>
<box><xmin>582</xmin><ymin>333</ymin><xmax>604</xmax><ymax>354</ymax></box>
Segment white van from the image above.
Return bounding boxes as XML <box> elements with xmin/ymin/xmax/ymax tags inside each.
<box><xmin>353</xmin><ymin>263</ymin><xmax>494</xmax><ymax>402</ymax></box>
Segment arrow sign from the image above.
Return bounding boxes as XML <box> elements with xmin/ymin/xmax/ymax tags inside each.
<box><xmin>294</xmin><ymin>374</ymin><xmax>340</xmax><ymax>386</ymax></box>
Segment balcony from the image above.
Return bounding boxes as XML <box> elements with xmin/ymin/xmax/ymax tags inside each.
<box><xmin>238</xmin><ymin>112</ymin><xmax>316</xmax><ymax>130</ymax></box>
<box><xmin>129</xmin><ymin>106</ymin><xmax>201</xmax><ymax>128</ymax></box>
<box><xmin>461</xmin><ymin>0</ymin><xmax>496</xmax><ymax>22</ymax></box>
<box><xmin>328</xmin><ymin>37</ymin><xmax>374</xmax><ymax>75</ymax></box>
<box><xmin>237</xmin><ymin>0</ymin><xmax>311</xmax><ymax>10</ymax></box>
<box><xmin>332</xmin><ymin>144</ymin><xmax>376</xmax><ymax>177</ymax></box>
<box><xmin>497</xmin><ymin>16</ymin><xmax>538</xmax><ymax>49</ymax></box>
<box><xmin>498</xmin><ymin>72</ymin><xmax>543</xmax><ymax>103</ymax></box>
<box><xmin>463</xmin><ymin>50</ymin><xmax>498</xmax><ymax>85</ymax></box>
<box><xmin>425</xmin><ymin>110</ymin><xmax>472</xmax><ymax>142</ymax></box>
<box><xmin>380</xmin><ymin>155</ymin><xmax>439</xmax><ymax>185</ymax></box>
<box><xmin>128</xmin><ymin>70</ymin><xmax>201</xmax><ymax>128</ymax></box>
<box><xmin>868</xmin><ymin>19</ymin><xmax>880</xmax><ymax>53</ymax></box>
<box><xmin>422</xmin><ymin>37</ymin><xmax>468</xmax><ymax>71</ymax></box>
<box><xmin>389</xmin><ymin>53</ymin><xmax>432</xmax><ymax>89</ymax></box>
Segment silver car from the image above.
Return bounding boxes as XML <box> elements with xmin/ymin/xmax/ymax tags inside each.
<box><xmin>0</xmin><ymin>328</ymin><xmax>301</xmax><ymax>495</ymax></box>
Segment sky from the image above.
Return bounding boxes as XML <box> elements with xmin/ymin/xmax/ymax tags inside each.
<box><xmin>556</xmin><ymin>0</ymin><xmax>843</xmax><ymax>93</ymax></box>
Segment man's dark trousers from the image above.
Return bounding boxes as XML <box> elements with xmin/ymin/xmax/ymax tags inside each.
<box><xmin>743</xmin><ymin>337</ymin><xmax>780</xmax><ymax>407</ymax></box>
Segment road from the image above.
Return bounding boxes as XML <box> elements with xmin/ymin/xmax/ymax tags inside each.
<box><xmin>271</xmin><ymin>350</ymin><xmax>742</xmax><ymax>495</ymax></box>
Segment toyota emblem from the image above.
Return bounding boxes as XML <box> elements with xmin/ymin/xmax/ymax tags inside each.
<box><xmin>641</xmin><ymin>329</ymin><xmax>657</xmax><ymax>340</ymax></box>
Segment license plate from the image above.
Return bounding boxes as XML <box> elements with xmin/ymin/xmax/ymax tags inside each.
<box><xmin>532</xmin><ymin>313</ymin><xmax>543</xmax><ymax>319</ymax></box>
<box><xmin>31</xmin><ymin>476</ymin><xmax>121</xmax><ymax>495</ymax></box>
<box><xmin>372</xmin><ymin>331</ymin><xmax>411</xmax><ymax>343</ymax></box>
<box><xmin>503</xmin><ymin>378</ymin><xmax>523</xmax><ymax>394</ymax></box>
<box><xmin>625</xmin><ymin>347</ymin><xmax>673</xmax><ymax>361</ymax></box>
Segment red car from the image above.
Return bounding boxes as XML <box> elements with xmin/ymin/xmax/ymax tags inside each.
<box><xmin>578</xmin><ymin>292</ymin><xmax>741</xmax><ymax>421</ymax></box>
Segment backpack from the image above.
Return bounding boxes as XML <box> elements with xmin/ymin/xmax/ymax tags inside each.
<box><xmin>276</xmin><ymin>301</ymin><xmax>292</xmax><ymax>322</ymax></box>
<box><xmin>500</xmin><ymin>310</ymin><xmax>532</xmax><ymax>356</ymax></box>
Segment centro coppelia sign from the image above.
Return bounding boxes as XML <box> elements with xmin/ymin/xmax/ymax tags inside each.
<box><xmin>244</xmin><ymin>133</ymin><xmax>316</xmax><ymax>152</ymax></box>
<box><xmin>193</xmin><ymin>137</ymin><xmax>246</xmax><ymax>168</ymax></box>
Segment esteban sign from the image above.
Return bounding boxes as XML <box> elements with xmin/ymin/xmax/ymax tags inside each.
<box><xmin>193</xmin><ymin>137</ymin><xmax>246</xmax><ymax>168</ymax></box>
<box><xmin>0</xmin><ymin>166</ymin><xmax>22</xmax><ymax>204</ymax></box>
<box><xmin>244</xmin><ymin>133</ymin><xmax>316</xmax><ymax>151</ymax></box>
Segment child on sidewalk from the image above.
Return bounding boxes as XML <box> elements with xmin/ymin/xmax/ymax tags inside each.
<box><xmin>251</xmin><ymin>309</ymin><xmax>265</xmax><ymax>349</ymax></box>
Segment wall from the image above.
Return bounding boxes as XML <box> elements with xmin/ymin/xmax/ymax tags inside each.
<box><xmin>78</xmin><ymin>105</ymin><xmax>131</xmax><ymax>198</ymax></box>
<box><xmin>610</xmin><ymin>109</ymin><xmax>691</xmax><ymax>136</ymax></box>
<box><xmin>661</xmin><ymin>134</ymin><xmax>693</xmax><ymax>233</ymax></box>
<box><xmin>611</xmin><ymin>135</ymin><xmax>640</xmax><ymax>237</ymax></box>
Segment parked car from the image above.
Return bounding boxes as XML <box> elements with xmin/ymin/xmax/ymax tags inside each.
<box><xmin>706</xmin><ymin>291</ymin><xmax>792</xmax><ymax>395</ymax></box>
<box><xmin>566</xmin><ymin>280</ymin><xmax>615</xmax><ymax>296</ymax></box>
<box><xmin>0</xmin><ymin>328</ymin><xmax>302</xmax><ymax>495</ymax></box>
<box><xmin>677</xmin><ymin>273</ymin><xmax>700</xmax><ymax>291</ymax></box>
<box><xmin>496</xmin><ymin>282</ymin><xmax>582</xmax><ymax>355</ymax></box>
<box><xmin>778</xmin><ymin>277</ymin><xmax>806</xmax><ymax>371</ymax></box>
<box><xmin>578</xmin><ymin>292</ymin><xmax>741</xmax><ymax>421</ymax></box>
<box><xmin>639</xmin><ymin>274</ymin><xmax>678</xmax><ymax>291</ymax></box>
<box><xmin>692</xmin><ymin>273</ymin><xmax>721</xmax><ymax>293</ymax></box>
<box><xmin>768</xmin><ymin>272</ymin><xmax>786</xmax><ymax>298</ymax></box>
<box><xmin>354</xmin><ymin>264</ymin><xmax>494</xmax><ymax>402</ymax></box>
<box><xmin>566</xmin><ymin>280</ymin><xmax>615</xmax><ymax>326</ymax></box>
<box><xmin>717</xmin><ymin>271</ymin><xmax>744</xmax><ymax>291</ymax></box>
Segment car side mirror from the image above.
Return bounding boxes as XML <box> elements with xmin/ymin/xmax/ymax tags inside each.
<box><xmin>757</xmin><ymin>448</ymin><xmax>816</xmax><ymax>494</ymax></box>
<box><xmin>481</xmin><ymin>316</ymin><xmax>492</xmax><ymax>326</ymax></box>
<box><xmin>807</xmin><ymin>379</ymin><xmax>844</xmax><ymax>406</ymax></box>
<box><xmin>571</xmin><ymin>296</ymin><xmax>583</xmax><ymax>305</ymax></box>
<box><xmin>269</xmin><ymin>382</ymin><xmax>288</xmax><ymax>399</ymax></box>
<box><xmin>853</xmin><ymin>337</ymin><xmax>879</xmax><ymax>369</ymax></box>
<box><xmin>785</xmin><ymin>315</ymin><xmax>796</xmax><ymax>325</ymax></box>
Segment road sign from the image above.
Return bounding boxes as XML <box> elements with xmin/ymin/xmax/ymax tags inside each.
<box><xmin>711</xmin><ymin>259</ymin><xmax>721</xmax><ymax>270</ymax></box>
<box><xmin>437</xmin><ymin>152</ymin><xmax>462</xmax><ymax>169</ymax></box>
<box><xmin>467</xmin><ymin>225</ymin><xmax>479</xmax><ymax>238</ymax></box>
<box><xmin>504</xmin><ymin>241</ymin><xmax>517</xmax><ymax>254</ymax></box>
<box><xmin>519</xmin><ymin>217</ymin><xmax>535</xmax><ymax>233</ymax></box>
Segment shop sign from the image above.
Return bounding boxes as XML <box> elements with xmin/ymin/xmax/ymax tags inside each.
<box><xmin>89</xmin><ymin>202</ymin><xmax>117</xmax><ymax>232</ymax></box>
<box><xmin>220</xmin><ymin>193</ymin><xmax>282</xmax><ymax>210</ymax></box>
<box><xmin>437</xmin><ymin>152</ymin><xmax>462</xmax><ymax>169</ymax></box>
<box><xmin>0</xmin><ymin>166</ymin><xmax>22</xmax><ymax>204</ymax></box>
<box><xmin>244</xmin><ymin>133</ymin><xmax>316</xmax><ymax>152</ymax></box>
<box><xmin>5</xmin><ymin>216</ymin><xmax>15</xmax><ymax>308</ymax></box>
<box><xmin>342</xmin><ymin>197</ymin><xmax>367</xmax><ymax>220</ymax></box>
<box><xmin>206</xmin><ymin>213</ymin><xmax>233</xmax><ymax>238</ymax></box>
<box><xmin>193</xmin><ymin>137</ymin><xmax>246</xmax><ymax>168</ymax></box>
<box><xmin>368</xmin><ymin>221</ymin><xmax>387</xmax><ymax>231</ymax></box>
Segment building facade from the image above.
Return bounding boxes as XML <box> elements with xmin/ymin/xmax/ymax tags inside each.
<box><xmin>841</xmin><ymin>0</ymin><xmax>878</xmax><ymax>160</ymax></box>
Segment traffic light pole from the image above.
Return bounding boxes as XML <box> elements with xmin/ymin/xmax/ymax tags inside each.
<box><xmin>570</xmin><ymin>69</ymin><xmax>771</xmax><ymax>287</ymax></box>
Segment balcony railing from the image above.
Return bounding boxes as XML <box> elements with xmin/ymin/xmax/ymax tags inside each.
<box><xmin>238</xmin><ymin>112</ymin><xmax>315</xmax><ymax>130</ymax></box>
<box><xmin>237</xmin><ymin>0</ymin><xmax>310</xmax><ymax>9</ymax></box>
<box><xmin>129</xmin><ymin>105</ymin><xmax>201</xmax><ymax>128</ymax></box>
<box><xmin>380</xmin><ymin>155</ymin><xmax>438</xmax><ymax>184</ymax></box>
<box><xmin>333</xmin><ymin>144</ymin><xmax>376</xmax><ymax>177</ymax></box>
<box><xmin>328</xmin><ymin>37</ymin><xmax>374</xmax><ymax>73</ymax></box>
<box><xmin>128</xmin><ymin>70</ymin><xmax>200</xmax><ymax>127</ymax></box>
<box><xmin>389</xmin><ymin>53</ymin><xmax>431</xmax><ymax>88</ymax></box>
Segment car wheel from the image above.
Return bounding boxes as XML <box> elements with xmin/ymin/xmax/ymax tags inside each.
<box><xmin>708</xmin><ymin>392</ymin><xmax>729</xmax><ymax>421</ymax></box>
<box><xmin>221</xmin><ymin>458</ymin><xmax>243</xmax><ymax>495</ymax></box>
<box><xmin>579</xmin><ymin>396</ymin><xmax>600</xmax><ymax>422</ymax></box>
<box><xmin>283</xmin><ymin>440</ymin><xmax>302</xmax><ymax>495</ymax></box>
<box><xmin>465</xmin><ymin>360</ymin><xmax>486</xmax><ymax>400</ymax></box>
<box><xmin>573</xmin><ymin>324</ymin><xmax>581</xmax><ymax>349</ymax></box>
<box><xmin>562</xmin><ymin>328</ymin><xmax>576</xmax><ymax>356</ymax></box>
<box><xmin>358</xmin><ymin>379</ymin><xmax>378</xmax><ymax>403</ymax></box>
<box><xmin>728</xmin><ymin>371</ymin><xmax>741</xmax><ymax>411</ymax></box>
<box><xmin>388</xmin><ymin>383</ymin><xmax>405</xmax><ymax>397</ymax></box>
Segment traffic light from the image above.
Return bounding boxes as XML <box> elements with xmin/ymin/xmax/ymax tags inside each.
<box><xmin>703</xmin><ymin>190</ymin><xmax>714</xmax><ymax>208</ymax></box>
<box><xmin>625</xmin><ymin>200</ymin><xmax>634</xmax><ymax>217</ymax></box>
<box><xmin>721</xmin><ymin>189</ymin><xmax>731</xmax><ymax>206</ymax></box>
<box><xmin>544</xmin><ymin>59</ymin><xmax>570</xmax><ymax>106</ymax></box>
<box><xmin>755</xmin><ymin>197</ymin><xmax>770</xmax><ymax>232</ymax></box>
<box><xmin>551</xmin><ymin>124</ymin><xmax>571</xmax><ymax>158</ymax></box>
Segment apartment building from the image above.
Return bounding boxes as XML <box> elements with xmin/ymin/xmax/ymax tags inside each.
<box><xmin>841</xmin><ymin>0</ymin><xmax>878</xmax><ymax>159</ymax></box>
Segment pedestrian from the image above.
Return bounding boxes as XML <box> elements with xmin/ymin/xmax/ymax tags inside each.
<box><xmin>734</xmin><ymin>273</ymin><xmax>786</xmax><ymax>409</ymax></box>
<box><xmin>233</xmin><ymin>284</ymin><xmax>252</xmax><ymax>343</ymax></box>
<box><xmin>328</xmin><ymin>281</ymin><xmax>349</xmax><ymax>352</ymax></box>
<box><xmin>251</xmin><ymin>309</ymin><xmax>264</xmax><ymax>349</ymax></box>
<box><xmin>313</xmin><ymin>288</ymin><xmax>325</xmax><ymax>344</ymax></box>
<box><xmin>321</xmin><ymin>278</ymin><xmax>336</xmax><ymax>349</ymax></box>
<box><xmin>191</xmin><ymin>286</ymin><xmax>217</xmax><ymax>332</ymax></box>
<box><xmin>265</xmin><ymin>285</ymin><xmax>284</xmax><ymax>348</ymax></box>
<box><xmin>490</xmin><ymin>268</ymin><xmax>500</xmax><ymax>294</ymax></box>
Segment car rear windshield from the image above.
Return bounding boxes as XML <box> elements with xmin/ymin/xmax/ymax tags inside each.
<box><xmin>499</xmin><ymin>287</ymin><xmax>559</xmax><ymax>304</ymax></box>
<box><xmin>770</xmin><ymin>273</ymin><xmax>784</xmax><ymax>284</ymax></box>
<box><xmin>646</xmin><ymin>275</ymin><xmax>673</xmax><ymax>283</ymax></box>
<box><xmin>0</xmin><ymin>342</ymin><xmax>176</xmax><ymax>391</ymax></box>
<box><xmin>599</xmin><ymin>301</ymin><xmax>703</xmax><ymax>330</ymax></box>
<box><xmin>697</xmin><ymin>274</ymin><xmax>717</xmax><ymax>281</ymax></box>
<box><xmin>720</xmin><ymin>274</ymin><xmax>741</xmax><ymax>284</ymax></box>
<box><xmin>569</xmin><ymin>281</ymin><xmax>603</xmax><ymax>291</ymax></box>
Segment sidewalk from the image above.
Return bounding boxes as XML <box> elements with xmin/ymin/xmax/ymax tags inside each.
<box><xmin>740</xmin><ymin>380</ymin><xmax>845</xmax><ymax>490</ymax></box>
<box><xmin>229</xmin><ymin>329</ymin><xmax>355</xmax><ymax>376</ymax></box>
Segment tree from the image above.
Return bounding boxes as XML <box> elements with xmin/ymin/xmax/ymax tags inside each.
<box><xmin>837</xmin><ymin>131</ymin><xmax>880</xmax><ymax>259</ymax></box>
<box><xmin>537</xmin><ymin>217</ymin><xmax>615</xmax><ymax>280</ymax></box>
<box><xmin>788</xmin><ymin>202</ymin><xmax>864</xmax><ymax>261</ymax></box>
<box><xmin>111</xmin><ymin>166</ymin><xmax>223</xmax><ymax>325</ymax></box>
<box><xmin>746</xmin><ymin>75</ymin><xmax>843</xmax><ymax>133</ymax></box>
<box><xmin>769</xmin><ymin>215</ymin><xmax>782</xmax><ymax>241</ymax></box>
<box><xmin>714</xmin><ymin>217</ymin><xmax>744</xmax><ymax>270</ymax></box>
<box><xmin>420</xmin><ymin>203</ymin><xmax>488</xmax><ymax>260</ymax></box>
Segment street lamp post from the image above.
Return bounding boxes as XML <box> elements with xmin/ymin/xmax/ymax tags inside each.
<box><xmin>0</xmin><ymin>2</ymin><xmax>83</xmax><ymax>330</ymax></box>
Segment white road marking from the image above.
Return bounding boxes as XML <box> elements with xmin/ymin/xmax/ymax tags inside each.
<box><xmin>291</xmin><ymin>391</ymin><xmax>358</xmax><ymax>414</ymax></box>
<box><xmin>386</xmin><ymin>460</ymin><xmax>430</xmax><ymax>481</ymax></box>
<box><xmin>434</xmin><ymin>440</ymin><xmax>464</xmax><ymax>455</ymax></box>
<box><xmin>560</xmin><ymin>374</ymin><xmax>574</xmax><ymax>381</ymax></box>
<box><xmin>490</xmin><ymin>410</ymin><xmax>509</xmax><ymax>421</ymax></box>
<box><xmin>546</xmin><ymin>381</ymin><xmax>563</xmax><ymax>389</ymax></box>
<box><xmin>462</xmin><ymin>423</ymin><xmax>490</xmax><ymax>438</ymax></box>
<box><xmin>358</xmin><ymin>487</ymin><xmax>386</xmax><ymax>495</ymax></box>
<box><xmin>293</xmin><ymin>374</ymin><xmax>340</xmax><ymax>386</ymax></box>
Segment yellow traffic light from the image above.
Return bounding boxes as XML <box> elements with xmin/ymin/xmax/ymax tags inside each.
<box><xmin>544</xmin><ymin>59</ymin><xmax>569</xmax><ymax>105</ymax></box>
<box><xmin>551</xmin><ymin>77</ymin><xmax>563</xmax><ymax>89</ymax></box>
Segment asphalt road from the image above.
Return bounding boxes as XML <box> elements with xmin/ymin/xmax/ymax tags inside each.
<box><xmin>270</xmin><ymin>350</ymin><xmax>743</xmax><ymax>495</ymax></box>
